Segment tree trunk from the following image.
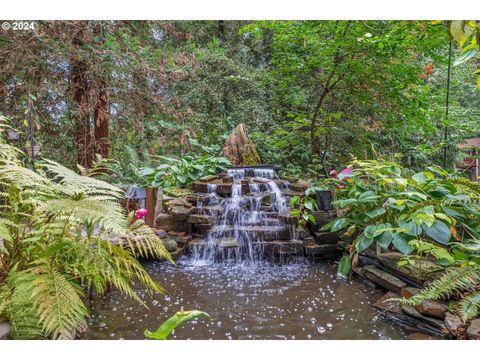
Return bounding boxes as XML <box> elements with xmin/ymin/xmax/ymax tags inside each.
<box><xmin>93</xmin><ymin>23</ymin><xmax>110</xmax><ymax>159</ymax></box>
<box><xmin>93</xmin><ymin>77</ymin><xmax>109</xmax><ymax>158</ymax></box>
<box><xmin>70</xmin><ymin>22</ymin><xmax>93</xmax><ymax>168</ymax></box>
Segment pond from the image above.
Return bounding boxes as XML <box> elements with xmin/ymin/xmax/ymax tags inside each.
<box><xmin>84</xmin><ymin>258</ymin><xmax>407</xmax><ymax>340</ymax></box>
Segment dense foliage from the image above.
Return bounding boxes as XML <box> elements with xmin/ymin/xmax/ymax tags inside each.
<box><xmin>0</xmin><ymin>21</ymin><xmax>479</xmax><ymax>180</ymax></box>
<box><xmin>0</xmin><ymin>119</ymin><xmax>169</xmax><ymax>339</ymax></box>
<box><xmin>1</xmin><ymin>20</ymin><xmax>480</xmax><ymax>337</ymax></box>
<box><xmin>324</xmin><ymin>159</ymin><xmax>480</xmax><ymax>320</ymax></box>
<box><xmin>139</xmin><ymin>155</ymin><xmax>231</xmax><ymax>188</ymax></box>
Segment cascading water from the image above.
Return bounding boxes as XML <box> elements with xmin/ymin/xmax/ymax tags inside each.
<box><xmin>192</xmin><ymin>167</ymin><xmax>295</xmax><ymax>262</ymax></box>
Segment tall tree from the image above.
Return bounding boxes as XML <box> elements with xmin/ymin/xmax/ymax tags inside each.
<box><xmin>92</xmin><ymin>23</ymin><xmax>110</xmax><ymax>158</ymax></box>
<box><xmin>70</xmin><ymin>21</ymin><xmax>93</xmax><ymax>168</ymax></box>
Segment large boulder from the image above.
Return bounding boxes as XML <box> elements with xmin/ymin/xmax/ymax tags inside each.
<box><xmin>445</xmin><ymin>312</ymin><xmax>464</xmax><ymax>337</ymax></box>
<box><xmin>467</xmin><ymin>319</ymin><xmax>480</xmax><ymax>340</ymax></box>
<box><xmin>415</xmin><ymin>300</ymin><xmax>448</xmax><ymax>320</ymax></box>
<box><xmin>155</xmin><ymin>213</ymin><xmax>174</xmax><ymax>231</ymax></box>
<box><xmin>376</xmin><ymin>252</ymin><xmax>444</xmax><ymax>284</ymax></box>
<box><xmin>162</xmin><ymin>237</ymin><xmax>179</xmax><ymax>252</ymax></box>
<box><xmin>170</xmin><ymin>206</ymin><xmax>193</xmax><ymax>222</ymax></box>
<box><xmin>223</xmin><ymin>123</ymin><xmax>261</xmax><ymax>166</ymax></box>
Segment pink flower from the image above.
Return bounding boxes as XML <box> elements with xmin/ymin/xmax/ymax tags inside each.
<box><xmin>338</xmin><ymin>167</ymin><xmax>353</xmax><ymax>182</ymax></box>
<box><xmin>329</xmin><ymin>169</ymin><xmax>338</xmax><ymax>178</ymax></box>
<box><xmin>135</xmin><ymin>208</ymin><xmax>148</xmax><ymax>219</ymax></box>
<box><xmin>340</xmin><ymin>167</ymin><xmax>353</xmax><ymax>174</ymax></box>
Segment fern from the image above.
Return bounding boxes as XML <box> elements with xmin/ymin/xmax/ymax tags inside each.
<box><xmin>27</xmin><ymin>261</ymin><xmax>88</xmax><ymax>339</ymax></box>
<box><xmin>399</xmin><ymin>265</ymin><xmax>480</xmax><ymax>321</ymax></box>
<box><xmin>457</xmin><ymin>291</ymin><xmax>480</xmax><ymax>322</ymax></box>
<box><xmin>401</xmin><ymin>266</ymin><xmax>480</xmax><ymax>305</ymax></box>
<box><xmin>0</xmin><ymin>118</ymin><xmax>168</xmax><ymax>339</ymax></box>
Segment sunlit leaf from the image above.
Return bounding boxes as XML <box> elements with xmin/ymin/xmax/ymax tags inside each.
<box><xmin>144</xmin><ymin>310</ymin><xmax>212</xmax><ymax>340</ymax></box>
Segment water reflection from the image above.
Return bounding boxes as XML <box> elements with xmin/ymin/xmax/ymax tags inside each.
<box><xmin>84</xmin><ymin>258</ymin><xmax>407</xmax><ymax>340</ymax></box>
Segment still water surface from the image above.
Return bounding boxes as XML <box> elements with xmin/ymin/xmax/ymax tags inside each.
<box><xmin>84</xmin><ymin>258</ymin><xmax>407</xmax><ymax>340</ymax></box>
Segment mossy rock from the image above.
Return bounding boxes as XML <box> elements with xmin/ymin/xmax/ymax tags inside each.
<box><xmin>163</xmin><ymin>187</ymin><xmax>193</xmax><ymax>198</ymax></box>
<box><xmin>162</xmin><ymin>237</ymin><xmax>178</xmax><ymax>252</ymax></box>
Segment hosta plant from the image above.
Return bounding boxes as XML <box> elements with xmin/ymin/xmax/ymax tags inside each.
<box><xmin>139</xmin><ymin>155</ymin><xmax>231</xmax><ymax>189</ymax></box>
<box><xmin>321</xmin><ymin>160</ymin><xmax>480</xmax><ymax>277</ymax></box>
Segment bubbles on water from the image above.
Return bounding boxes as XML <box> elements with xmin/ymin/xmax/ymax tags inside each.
<box><xmin>84</xmin><ymin>260</ymin><xmax>407</xmax><ymax>340</ymax></box>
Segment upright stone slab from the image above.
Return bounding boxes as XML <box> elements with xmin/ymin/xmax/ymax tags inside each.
<box><xmin>222</xmin><ymin>123</ymin><xmax>261</xmax><ymax>166</ymax></box>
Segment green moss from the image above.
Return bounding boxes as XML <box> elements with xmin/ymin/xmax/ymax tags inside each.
<box><xmin>242</xmin><ymin>143</ymin><xmax>261</xmax><ymax>165</ymax></box>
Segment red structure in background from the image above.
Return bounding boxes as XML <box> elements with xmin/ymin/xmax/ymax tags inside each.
<box><xmin>458</xmin><ymin>138</ymin><xmax>480</xmax><ymax>181</ymax></box>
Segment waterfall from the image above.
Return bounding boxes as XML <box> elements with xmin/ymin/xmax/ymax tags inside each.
<box><xmin>191</xmin><ymin>167</ymin><xmax>295</xmax><ymax>263</ymax></box>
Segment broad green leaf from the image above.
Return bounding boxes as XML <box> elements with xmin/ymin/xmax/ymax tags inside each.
<box><xmin>398</xmin><ymin>220</ymin><xmax>422</xmax><ymax>236</ymax></box>
<box><xmin>355</xmin><ymin>234</ymin><xmax>374</xmax><ymax>252</ymax></box>
<box><xmin>333</xmin><ymin>198</ymin><xmax>357</xmax><ymax>207</ymax></box>
<box><xmin>423</xmin><ymin>220</ymin><xmax>451</xmax><ymax>245</ymax></box>
<box><xmin>306</xmin><ymin>213</ymin><xmax>316</xmax><ymax>223</ymax></box>
<box><xmin>358</xmin><ymin>190</ymin><xmax>380</xmax><ymax>203</ymax></box>
<box><xmin>434</xmin><ymin>213</ymin><xmax>453</xmax><ymax>225</ymax></box>
<box><xmin>454</xmin><ymin>44</ymin><xmax>478</xmax><ymax>67</ymax></box>
<box><xmin>392</xmin><ymin>234</ymin><xmax>414</xmax><ymax>254</ymax></box>
<box><xmin>304</xmin><ymin>199</ymin><xmax>315</xmax><ymax>210</ymax></box>
<box><xmin>412</xmin><ymin>213</ymin><xmax>435</xmax><ymax>227</ymax></box>
<box><xmin>289</xmin><ymin>196</ymin><xmax>300</xmax><ymax>207</ymax></box>
<box><xmin>364</xmin><ymin>224</ymin><xmax>385</xmax><ymax>239</ymax></box>
<box><xmin>450</xmin><ymin>20</ymin><xmax>472</xmax><ymax>47</ymax></box>
<box><xmin>442</xmin><ymin>206</ymin><xmax>465</xmax><ymax>219</ymax></box>
<box><xmin>412</xmin><ymin>172</ymin><xmax>428</xmax><ymax>184</ymax></box>
<box><xmin>329</xmin><ymin>217</ymin><xmax>349</xmax><ymax>232</ymax></box>
<box><xmin>365</xmin><ymin>207</ymin><xmax>386</xmax><ymax>219</ymax></box>
<box><xmin>144</xmin><ymin>310</ymin><xmax>211</xmax><ymax>340</ymax></box>
<box><xmin>377</xmin><ymin>231</ymin><xmax>393</xmax><ymax>249</ymax></box>
<box><xmin>139</xmin><ymin>167</ymin><xmax>156</xmax><ymax>177</ymax></box>
<box><xmin>400</xmin><ymin>191</ymin><xmax>427</xmax><ymax>200</ymax></box>
<box><xmin>337</xmin><ymin>255</ymin><xmax>351</xmax><ymax>278</ymax></box>
<box><xmin>429</xmin><ymin>186</ymin><xmax>448</xmax><ymax>199</ymax></box>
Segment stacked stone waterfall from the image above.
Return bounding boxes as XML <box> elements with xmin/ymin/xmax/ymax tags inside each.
<box><xmin>190</xmin><ymin>167</ymin><xmax>300</xmax><ymax>262</ymax></box>
<box><xmin>154</xmin><ymin>166</ymin><xmax>344</xmax><ymax>263</ymax></box>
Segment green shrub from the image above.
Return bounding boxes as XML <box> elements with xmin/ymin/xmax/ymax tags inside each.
<box><xmin>322</xmin><ymin>160</ymin><xmax>480</xmax><ymax>275</ymax></box>
<box><xmin>139</xmin><ymin>155</ymin><xmax>231</xmax><ymax>189</ymax></box>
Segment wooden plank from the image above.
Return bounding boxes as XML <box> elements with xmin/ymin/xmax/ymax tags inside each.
<box><xmin>145</xmin><ymin>186</ymin><xmax>155</xmax><ymax>227</ymax></box>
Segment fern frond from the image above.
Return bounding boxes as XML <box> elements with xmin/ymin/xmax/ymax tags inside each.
<box><xmin>35</xmin><ymin>198</ymin><xmax>128</xmax><ymax>234</ymax></box>
<box><xmin>40</xmin><ymin>159</ymin><xmax>123</xmax><ymax>200</ymax></box>
<box><xmin>28</xmin><ymin>260</ymin><xmax>88</xmax><ymax>339</ymax></box>
<box><xmin>457</xmin><ymin>291</ymin><xmax>480</xmax><ymax>322</ymax></box>
<box><xmin>123</xmin><ymin>219</ymin><xmax>173</xmax><ymax>261</ymax></box>
<box><xmin>0</xmin><ymin>271</ymin><xmax>44</xmax><ymax>339</ymax></box>
<box><xmin>401</xmin><ymin>266</ymin><xmax>480</xmax><ymax>306</ymax></box>
<box><xmin>448</xmin><ymin>177</ymin><xmax>480</xmax><ymax>197</ymax></box>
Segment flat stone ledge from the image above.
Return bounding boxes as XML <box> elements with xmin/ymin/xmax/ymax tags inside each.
<box><xmin>313</xmin><ymin>232</ymin><xmax>340</xmax><ymax>244</ymax></box>
<box><xmin>363</xmin><ymin>265</ymin><xmax>407</xmax><ymax>293</ymax></box>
